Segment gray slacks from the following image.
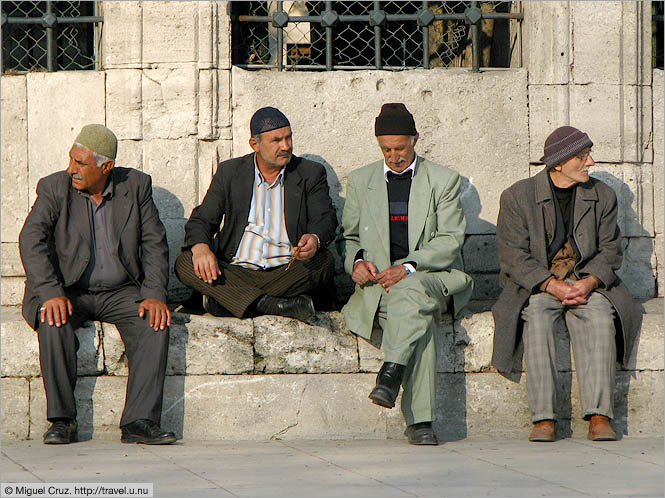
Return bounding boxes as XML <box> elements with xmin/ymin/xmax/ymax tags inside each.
<box><xmin>37</xmin><ymin>285</ymin><xmax>169</xmax><ymax>426</ymax></box>
<box><xmin>521</xmin><ymin>291</ymin><xmax>616</xmax><ymax>423</ymax></box>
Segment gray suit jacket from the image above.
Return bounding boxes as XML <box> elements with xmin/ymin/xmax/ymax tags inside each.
<box><xmin>341</xmin><ymin>157</ymin><xmax>473</xmax><ymax>340</ymax></box>
<box><xmin>491</xmin><ymin>168</ymin><xmax>643</xmax><ymax>377</ymax></box>
<box><xmin>19</xmin><ymin>168</ymin><xmax>169</xmax><ymax>330</ymax></box>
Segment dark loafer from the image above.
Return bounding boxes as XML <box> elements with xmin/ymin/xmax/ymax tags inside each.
<box><xmin>369</xmin><ymin>362</ymin><xmax>405</xmax><ymax>408</ymax></box>
<box><xmin>256</xmin><ymin>294</ymin><xmax>315</xmax><ymax>322</ymax></box>
<box><xmin>405</xmin><ymin>422</ymin><xmax>438</xmax><ymax>445</ymax></box>
<box><xmin>202</xmin><ymin>296</ymin><xmax>232</xmax><ymax>317</ymax></box>
<box><xmin>43</xmin><ymin>419</ymin><xmax>78</xmax><ymax>444</ymax></box>
<box><xmin>121</xmin><ymin>419</ymin><xmax>176</xmax><ymax>445</ymax></box>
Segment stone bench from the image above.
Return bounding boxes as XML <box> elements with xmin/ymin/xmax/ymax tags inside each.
<box><xmin>2</xmin><ymin>300</ymin><xmax>662</xmax><ymax>442</ymax></box>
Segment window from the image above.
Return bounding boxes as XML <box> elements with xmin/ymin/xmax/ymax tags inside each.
<box><xmin>2</xmin><ymin>1</ymin><xmax>103</xmax><ymax>73</ymax></box>
<box><xmin>654</xmin><ymin>1</ymin><xmax>663</xmax><ymax>69</ymax></box>
<box><xmin>232</xmin><ymin>1</ymin><xmax>522</xmax><ymax>72</ymax></box>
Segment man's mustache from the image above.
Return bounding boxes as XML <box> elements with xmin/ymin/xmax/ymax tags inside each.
<box><xmin>70</xmin><ymin>173</ymin><xmax>83</xmax><ymax>180</ymax></box>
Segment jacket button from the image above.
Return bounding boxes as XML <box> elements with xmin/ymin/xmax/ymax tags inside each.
<box><xmin>430</xmin><ymin>232</ymin><xmax>435</xmax><ymax>237</ymax></box>
<box><xmin>364</xmin><ymin>227</ymin><xmax>369</xmax><ymax>231</ymax></box>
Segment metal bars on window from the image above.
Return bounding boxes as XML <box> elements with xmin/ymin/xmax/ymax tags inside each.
<box><xmin>654</xmin><ymin>1</ymin><xmax>664</xmax><ymax>69</ymax></box>
<box><xmin>232</xmin><ymin>1</ymin><xmax>522</xmax><ymax>72</ymax></box>
<box><xmin>1</xmin><ymin>1</ymin><xmax>103</xmax><ymax>73</ymax></box>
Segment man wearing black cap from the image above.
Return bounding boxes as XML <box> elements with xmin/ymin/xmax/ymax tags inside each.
<box><xmin>341</xmin><ymin>103</ymin><xmax>473</xmax><ymax>445</ymax></box>
<box><xmin>492</xmin><ymin>125</ymin><xmax>642</xmax><ymax>442</ymax></box>
<box><xmin>19</xmin><ymin>124</ymin><xmax>176</xmax><ymax>445</ymax></box>
<box><xmin>175</xmin><ymin>107</ymin><xmax>337</xmax><ymax>322</ymax></box>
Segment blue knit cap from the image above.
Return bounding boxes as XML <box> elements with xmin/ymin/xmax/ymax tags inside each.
<box><xmin>250</xmin><ymin>107</ymin><xmax>291</xmax><ymax>136</ymax></box>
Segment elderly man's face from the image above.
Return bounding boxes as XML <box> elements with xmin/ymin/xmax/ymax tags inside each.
<box><xmin>250</xmin><ymin>126</ymin><xmax>293</xmax><ymax>171</ymax></box>
<box><xmin>551</xmin><ymin>147</ymin><xmax>595</xmax><ymax>188</ymax></box>
<box><xmin>377</xmin><ymin>134</ymin><xmax>418</xmax><ymax>173</ymax></box>
<box><xmin>66</xmin><ymin>145</ymin><xmax>110</xmax><ymax>194</ymax></box>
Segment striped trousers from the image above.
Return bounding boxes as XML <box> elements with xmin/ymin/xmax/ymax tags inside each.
<box><xmin>174</xmin><ymin>248</ymin><xmax>335</xmax><ymax>318</ymax></box>
<box><xmin>522</xmin><ymin>291</ymin><xmax>616</xmax><ymax>422</ymax></box>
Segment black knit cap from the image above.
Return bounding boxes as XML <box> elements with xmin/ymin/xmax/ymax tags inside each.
<box><xmin>250</xmin><ymin>107</ymin><xmax>291</xmax><ymax>136</ymax></box>
<box><xmin>540</xmin><ymin>125</ymin><xmax>593</xmax><ymax>168</ymax></box>
<box><xmin>375</xmin><ymin>103</ymin><xmax>417</xmax><ymax>136</ymax></box>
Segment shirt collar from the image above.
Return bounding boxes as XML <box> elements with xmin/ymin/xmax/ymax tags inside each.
<box><xmin>253</xmin><ymin>153</ymin><xmax>284</xmax><ymax>188</ymax></box>
<box><xmin>383</xmin><ymin>154</ymin><xmax>418</xmax><ymax>182</ymax></box>
<box><xmin>79</xmin><ymin>174</ymin><xmax>114</xmax><ymax>200</ymax></box>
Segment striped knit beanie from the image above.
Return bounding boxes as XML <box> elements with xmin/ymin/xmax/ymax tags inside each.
<box><xmin>540</xmin><ymin>126</ymin><xmax>593</xmax><ymax>169</ymax></box>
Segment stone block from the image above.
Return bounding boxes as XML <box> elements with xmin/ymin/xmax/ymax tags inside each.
<box><xmin>198</xmin><ymin>2</ymin><xmax>228</xmax><ymax>69</ymax></box>
<box><xmin>571</xmin><ymin>1</ymin><xmax>651</xmax><ymax>86</ymax></box>
<box><xmin>197</xmin><ymin>70</ymin><xmax>230</xmax><ymax>139</ymax></box>
<box><xmin>522</xmin><ymin>2</ymin><xmax>570</xmax><ymax>85</ymax></box>
<box><xmin>142</xmin><ymin>2</ymin><xmax>198</xmax><ymax>64</ymax></box>
<box><xmin>590</xmin><ymin>164</ymin><xmax>654</xmax><ymax>237</ymax></box>
<box><xmin>470</xmin><ymin>273</ymin><xmax>500</xmax><ymax>300</ymax></box>
<box><xmin>358</xmin><ymin>329</ymin><xmax>384</xmax><ymax>373</ymax></box>
<box><xmin>654</xmin><ymin>70</ymin><xmax>664</xmax><ymax>236</ymax></box>
<box><xmin>570</xmin><ymin>84</ymin><xmax>652</xmax><ymax>164</ymax></box>
<box><xmin>617</xmin><ymin>237</ymin><xmax>656</xmax><ymax>299</ymax></box>
<box><xmin>217</xmin><ymin>4</ymin><xmax>232</xmax><ymax>70</ymax></box>
<box><xmin>161</xmin><ymin>374</ymin><xmax>389</xmax><ymax>440</ymax></box>
<box><xmin>462</xmin><ymin>235</ymin><xmax>499</xmax><ymax>273</ymax></box>
<box><xmin>105</xmin><ymin>69</ymin><xmax>142</xmax><ymax>140</ymax></box>
<box><xmin>2</xmin><ymin>277</ymin><xmax>25</xmax><ymax>306</ymax></box>
<box><xmin>253</xmin><ymin>312</ymin><xmax>358</xmax><ymax>373</ymax></box>
<box><xmin>454</xmin><ymin>312</ymin><xmax>495</xmax><ymax>373</ymax></box>
<box><xmin>656</xmin><ymin>234</ymin><xmax>664</xmax><ymax>297</ymax></box>
<box><xmin>143</xmin><ymin>138</ymin><xmax>198</xmax><ymax>220</ymax></box>
<box><xmin>231</xmin><ymin>67</ymin><xmax>528</xmax><ymax>233</ymax></box>
<box><xmin>142</xmin><ymin>65</ymin><xmax>198</xmax><ymax>140</ymax></box>
<box><xmin>624</xmin><ymin>308</ymin><xmax>664</xmax><ymax>372</ymax></box>
<box><xmin>198</xmin><ymin>140</ymin><xmax>219</xmax><ymax>205</ymax></box>
<box><xmin>1</xmin><ymin>75</ymin><xmax>29</xmax><ymax>243</ymax></box>
<box><xmin>1</xmin><ymin>378</ymin><xmax>29</xmax><ymax>439</ymax></box>
<box><xmin>161</xmin><ymin>218</ymin><xmax>191</xmax><ymax>303</ymax></box>
<box><xmin>101</xmin><ymin>2</ymin><xmax>142</xmax><ymax>68</ymax></box>
<box><xmin>27</xmin><ymin>72</ymin><xmax>106</xmax><ymax>205</ymax></box>
<box><xmin>2</xmin><ymin>243</ymin><xmax>23</xmax><ymax>276</ymax></box>
<box><xmin>116</xmin><ymin>140</ymin><xmax>143</xmax><ymax>172</ymax></box>
<box><xmin>528</xmin><ymin>84</ymin><xmax>569</xmax><ymax>163</ymax></box>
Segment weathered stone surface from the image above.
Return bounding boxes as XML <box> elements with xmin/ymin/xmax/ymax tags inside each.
<box><xmin>469</xmin><ymin>273</ymin><xmax>500</xmax><ymax>300</ymax></box>
<box><xmin>106</xmin><ymin>69</ymin><xmax>142</xmax><ymax>140</ymax></box>
<box><xmin>571</xmin><ymin>1</ymin><xmax>651</xmax><ymax>86</ymax></box>
<box><xmin>1</xmin><ymin>75</ymin><xmax>29</xmax><ymax>243</ymax></box>
<box><xmin>253</xmin><ymin>312</ymin><xmax>358</xmax><ymax>373</ymax></box>
<box><xmin>2</xmin><ymin>243</ymin><xmax>23</xmax><ymax>276</ymax></box>
<box><xmin>198</xmin><ymin>69</ymin><xmax>218</xmax><ymax>139</ymax></box>
<box><xmin>101</xmin><ymin>2</ymin><xmax>142</xmax><ymax>68</ymax></box>
<box><xmin>453</xmin><ymin>313</ymin><xmax>494</xmax><ymax>373</ymax></box>
<box><xmin>358</xmin><ymin>328</ymin><xmax>384</xmax><ymax>373</ymax></box>
<box><xmin>26</xmin><ymin>72</ymin><xmax>106</xmax><ymax>205</ymax></box>
<box><xmin>161</xmin><ymin>218</ymin><xmax>191</xmax><ymax>303</ymax></box>
<box><xmin>116</xmin><ymin>139</ymin><xmax>143</xmax><ymax>172</ymax></box>
<box><xmin>462</xmin><ymin>235</ymin><xmax>499</xmax><ymax>273</ymax></box>
<box><xmin>657</xmin><ymin>234</ymin><xmax>664</xmax><ymax>298</ymax></box>
<box><xmin>528</xmin><ymin>85</ymin><xmax>569</xmax><ymax>163</ymax></box>
<box><xmin>1</xmin><ymin>378</ymin><xmax>29</xmax><ymax>439</ymax></box>
<box><xmin>143</xmin><ymin>138</ymin><xmax>198</xmax><ymax>219</ymax></box>
<box><xmin>142</xmin><ymin>2</ymin><xmax>198</xmax><ymax>64</ymax></box>
<box><xmin>522</xmin><ymin>2</ymin><xmax>570</xmax><ymax>85</ymax></box>
<box><xmin>198</xmin><ymin>140</ymin><xmax>219</xmax><ymax>204</ymax></box>
<box><xmin>142</xmin><ymin>65</ymin><xmax>198</xmax><ymax>140</ymax></box>
<box><xmin>570</xmin><ymin>84</ymin><xmax>652</xmax><ymax>164</ymax></box>
<box><xmin>231</xmin><ymin>67</ymin><xmax>528</xmax><ymax>233</ymax></box>
<box><xmin>197</xmin><ymin>2</ymin><xmax>218</xmax><ymax>69</ymax></box>
<box><xmin>654</xmin><ymin>70</ymin><xmax>664</xmax><ymax>238</ymax></box>
<box><xmin>1</xmin><ymin>278</ymin><xmax>25</xmax><ymax>306</ymax></box>
<box><xmin>217</xmin><ymin>4</ymin><xmax>232</xmax><ymax>70</ymax></box>
<box><xmin>617</xmin><ymin>237</ymin><xmax>657</xmax><ymax>299</ymax></box>
<box><xmin>625</xmin><ymin>307</ymin><xmax>664</xmax><ymax>371</ymax></box>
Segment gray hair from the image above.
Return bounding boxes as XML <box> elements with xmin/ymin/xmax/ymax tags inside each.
<box><xmin>73</xmin><ymin>142</ymin><xmax>112</xmax><ymax>167</ymax></box>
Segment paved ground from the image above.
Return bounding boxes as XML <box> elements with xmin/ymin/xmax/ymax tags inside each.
<box><xmin>1</xmin><ymin>437</ymin><xmax>662</xmax><ymax>497</ymax></box>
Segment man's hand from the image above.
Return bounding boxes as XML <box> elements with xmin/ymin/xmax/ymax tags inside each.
<box><xmin>546</xmin><ymin>276</ymin><xmax>597</xmax><ymax>305</ymax></box>
<box><xmin>191</xmin><ymin>243</ymin><xmax>222</xmax><ymax>283</ymax></box>
<box><xmin>293</xmin><ymin>234</ymin><xmax>319</xmax><ymax>261</ymax></box>
<box><xmin>40</xmin><ymin>296</ymin><xmax>73</xmax><ymax>327</ymax></box>
<box><xmin>376</xmin><ymin>265</ymin><xmax>408</xmax><ymax>292</ymax></box>
<box><xmin>352</xmin><ymin>260</ymin><xmax>378</xmax><ymax>285</ymax></box>
<box><xmin>138</xmin><ymin>299</ymin><xmax>171</xmax><ymax>331</ymax></box>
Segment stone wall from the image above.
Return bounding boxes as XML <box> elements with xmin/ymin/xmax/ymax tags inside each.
<box><xmin>1</xmin><ymin>1</ymin><xmax>662</xmax><ymax>306</ymax></box>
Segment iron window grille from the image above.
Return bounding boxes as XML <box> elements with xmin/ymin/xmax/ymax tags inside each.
<box><xmin>654</xmin><ymin>1</ymin><xmax>663</xmax><ymax>69</ymax></box>
<box><xmin>232</xmin><ymin>1</ymin><xmax>523</xmax><ymax>72</ymax></box>
<box><xmin>2</xmin><ymin>1</ymin><xmax>103</xmax><ymax>73</ymax></box>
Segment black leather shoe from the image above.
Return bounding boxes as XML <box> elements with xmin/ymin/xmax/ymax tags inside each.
<box><xmin>405</xmin><ymin>422</ymin><xmax>438</xmax><ymax>445</ymax></box>
<box><xmin>43</xmin><ymin>419</ymin><xmax>78</xmax><ymax>444</ymax></box>
<box><xmin>202</xmin><ymin>295</ymin><xmax>232</xmax><ymax>317</ymax></box>
<box><xmin>121</xmin><ymin>419</ymin><xmax>176</xmax><ymax>445</ymax></box>
<box><xmin>368</xmin><ymin>362</ymin><xmax>405</xmax><ymax>408</ymax></box>
<box><xmin>255</xmin><ymin>294</ymin><xmax>315</xmax><ymax>322</ymax></box>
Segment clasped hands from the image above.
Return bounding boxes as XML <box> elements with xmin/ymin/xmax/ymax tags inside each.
<box><xmin>352</xmin><ymin>260</ymin><xmax>407</xmax><ymax>292</ymax></box>
<box><xmin>40</xmin><ymin>296</ymin><xmax>171</xmax><ymax>331</ymax></box>
<box><xmin>545</xmin><ymin>275</ymin><xmax>598</xmax><ymax>305</ymax></box>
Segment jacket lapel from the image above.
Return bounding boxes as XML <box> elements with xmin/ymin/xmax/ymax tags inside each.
<box><xmin>68</xmin><ymin>184</ymin><xmax>92</xmax><ymax>246</ymax></box>
<box><xmin>284</xmin><ymin>157</ymin><xmax>304</xmax><ymax>244</ymax></box>
<box><xmin>534</xmin><ymin>169</ymin><xmax>556</xmax><ymax>247</ymax></box>
<box><xmin>366</xmin><ymin>164</ymin><xmax>390</xmax><ymax>258</ymax></box>
<box><xmin>407</xmin><ymin>158</ymin><xmax>431</xmax><ymax>252</ymax></box>
<box><xmin>111</xmin><ymin>173</ymin><xmax>132</xmax><ymax>246</ymax></box>
<box><xmin>573</xmin><ymin>180</ymin><xmax>598</xmax><ymax>233</ymax></box>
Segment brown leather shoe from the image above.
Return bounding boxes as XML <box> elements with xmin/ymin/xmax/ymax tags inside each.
<box><xmin>587</xmin><ymin>415</ymin><xmax>616</xmax><ymax>441</ymax></box>
<box><xmin>529</xmin><ymin>420</ymin><xmax>555</xmax><ymax>442</ymax></box>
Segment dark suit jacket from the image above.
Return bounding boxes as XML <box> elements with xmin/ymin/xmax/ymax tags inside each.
<box><xmin>19</xmin><ymin>168</ymin><xmax>169</xmax><ymax>330</ymax></box>
<box><xmin>491</xmin><ymin>168</ymin><xmax>643</xmax><ymax>377</ymax></box>
<box><xmin>183</xmin><ymin>153</ymin><xmax>338</xmax><ymax>260</ymax></box>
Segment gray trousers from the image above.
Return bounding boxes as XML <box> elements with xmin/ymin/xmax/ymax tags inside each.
<box><xmin>521</xmin><ymin>291</ymin><xmax>616</xmax><ymax>423</ymax></box>
<box><xmin>37</xmin><ymin>285</ymin><xmax>169</xmax><ymax>426</ymax></box>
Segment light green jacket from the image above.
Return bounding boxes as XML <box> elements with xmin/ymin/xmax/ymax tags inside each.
<box><xmin>341</xmin><ymin>156</ymin><xmax>473</xmax><ymax>340</ymax></box>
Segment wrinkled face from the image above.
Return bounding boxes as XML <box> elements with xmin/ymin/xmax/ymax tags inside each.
<box><xmin>377</xmin><ymin>134</ymin><xmax>418</xmax><ymax>173</ymax></box>
<box><xmin>250</xmin><ymin>126</ymin><xmax>293</xmax><ymax>170</ymax></box>
<box><xmin>550</xmin><ymin>148</ymin><xmax>594</xmax><ymax>188</ymax></box>
<box><xmin>66</xmin><ymin>145</ymin><xmax>110</xmax><ymax>193</ymax></box>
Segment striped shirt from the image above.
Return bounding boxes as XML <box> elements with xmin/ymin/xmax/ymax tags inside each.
<box><xmin>231</xmin><ymin>157</ymin><xmax>293</xmax><ymax>269</ymax></box>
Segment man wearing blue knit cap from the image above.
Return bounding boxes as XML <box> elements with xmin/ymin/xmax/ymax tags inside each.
<box><xmin>176</xmin><ymin>107</ymin><xmax>337</xmax><ymax>322</ymax></box>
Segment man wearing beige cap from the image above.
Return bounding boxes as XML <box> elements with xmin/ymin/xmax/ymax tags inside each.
<box><xmin>341</xmin><ymin>104</ymin><xmax>473</xmax><ymax>445</ymax></box>
<box><xmin>19</xmin><ymin>124</ymin><xmax>176</xmax><ymax>445</ymax></box>
<box><xmin>492</xmin><ymin>125</ymin><xmax>642</xmax><ymax>442</ymax></box>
